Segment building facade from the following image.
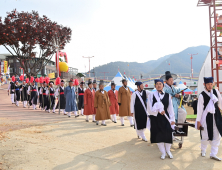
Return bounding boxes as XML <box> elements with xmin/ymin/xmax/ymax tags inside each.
<box><xmin>0</xmin><ymin>54</ymin><xmax>78</xmax><ymax>79</ymax></box>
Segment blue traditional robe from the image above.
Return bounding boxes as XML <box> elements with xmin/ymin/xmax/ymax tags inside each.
<box><xmin>163</xmin><ymin>83</ymin><xmax>186</xmax><ymax>121</ymax></box>
<box><xmin>64</xmin><ymin>86</ymin><xmax>78</xmax><ymax>112</ymax></box>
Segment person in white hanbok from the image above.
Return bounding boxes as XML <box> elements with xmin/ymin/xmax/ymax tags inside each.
<box><xmin>147</xmin><ymin>79</ymin><xmax>175</xmax><ymax>160</ymax></box>
<box><xmin>130</xmin><ymin>81</ymin><xmax>151</xmax><ymax>142</ymax></box>
<box><xmin>196</xmin><ymin>77</ymin><xmax>222</xmax><ymax>161</ymax></box>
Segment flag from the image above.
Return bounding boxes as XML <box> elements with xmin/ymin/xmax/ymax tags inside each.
<box><xmin>7</xmin><ymin>65</ymin><xmax>10</xmax><ymax>74</ymax></box>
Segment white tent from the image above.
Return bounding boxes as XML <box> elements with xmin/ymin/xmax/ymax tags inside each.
<box><xmin>104</xmin><ymin>72</ymin><xmax>135</xmax><ymax>91</ymax></box>
<box><xmin>128</xmin><ymin>77</ymin><xmax>134</xmax><ymax>83</ymax></box>
<box><xmin>123</xmin><ymin>75</ymin><xmax>137</xmax><ymax>90</ymax></box>
<box><xmin>177</xmin><ymin>81</ymin><xmax>187</xmax><ymax>90</ymax></box>
<box><xmin>198</xmin><ymin>49</ymin><xmax>222</xmax><ymax>95</ymax></box>
<box><xmin>198</xmin><ymin>50</ymin><xmax>212</xmax><ymax>95</ymax></box>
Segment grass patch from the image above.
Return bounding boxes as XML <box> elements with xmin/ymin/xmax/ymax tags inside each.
<box><xmin>186</xmin><ymin>115</ymin><xmax>197</xmax><ymax>119</ymax></box>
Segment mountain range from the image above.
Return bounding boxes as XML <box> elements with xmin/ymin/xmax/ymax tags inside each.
<box><xmin>87</xmin><ymin>45</ymin><xmax>209</xmax><ymax>79</ymax></box>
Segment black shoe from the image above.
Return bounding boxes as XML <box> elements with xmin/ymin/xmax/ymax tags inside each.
<box><xmin>121</xmin><ymin>124</ymin><xmax>124</xmax><ymax>126</ymax></box>
<box><xmin>92</xmin><ymin>121</ymin><xmax>96</xmax><ymax>123</ymax></box>
<box><xmin>86</xmin><ymin>120</ymin><xmax>89</xmax><ymax>122</ymax></box>
<box><xmin>113</xmin><ymin>121</ymin><xmax>117</xmax><ymax>123</ymax></box>
<box><xmin>101</xmin><ymin>124</ymin><xmax>107</xmax><ymax>126</ymax></box>
<box><xmin>130</xmin><ymin>124</ymin><xmax>134</xmax><ymax>127</ymax></box>
<box><xmin>75</xmin><ymin>115</ymin><xmax>79</xmax><ymax>118</ymax></box>
<box><xmin>96</xmin><ymin>122</ymin><xmax>99</xmax><ymax>125</ymax></box>
<box><xmin>68</xmin><ymin>116</ymin><xmax>71</xmax><ymax>118</ymax></box>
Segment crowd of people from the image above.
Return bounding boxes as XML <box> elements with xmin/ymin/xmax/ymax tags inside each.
<box><xmin>6</xmin><ymin>71</ymin><xmax>222</xmax><ymax>161</ymax></box>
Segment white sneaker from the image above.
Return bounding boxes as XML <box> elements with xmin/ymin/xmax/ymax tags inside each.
<box><xmin>201</xmin><ymin>151</ymin><xmax>206</xmax><ymax>157</ymax></box>
<box><xmin>142</xmin><ymin>137</ymin><xmax>148</xmax><ymax>142</ymax></box>
<box><xmin>161</xmin><ymin>154</ymin><xmax>166</xmax><ymax>160</ymax></box>
<box><xmin>210</xmin><ymin>156</ymin><xmax>221</xmax><ymax>161</ymax></box>
<box><xmin>167</xmin><ymin>151</ymin><xmax>173</xmax><ymax>159</ymax></box>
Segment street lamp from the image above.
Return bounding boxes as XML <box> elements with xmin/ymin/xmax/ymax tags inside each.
<box><xmin>82</xmin><ymin>56</ymin><xmax>94</xmax><ymax>77</ymax></box>
<box><xmin>188</xmin><ymin>53</ymin><xmax>198</xmax><ymax>78</ymax></box>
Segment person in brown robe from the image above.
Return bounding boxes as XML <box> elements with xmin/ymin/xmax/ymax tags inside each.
<box><xmin>118</xmin><ymin>79</ymin><xmax>134</xmax><ymax>126</ymax></box>
<box><xmin>94</xmin><ymin>80</ymin><xmax>111</xmax><ymax>126</ymax></box>
<box><xmin>84</xmin><ymin>79</ymin><xmax>96</xmax><ymax>122</ymax></box>
<box><xmin>108</xmin><ymin>81</ymin><xmax>119</xmax><ymax>123</ymax></box>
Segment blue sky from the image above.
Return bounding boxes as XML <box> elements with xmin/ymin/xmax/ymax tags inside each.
<box><xmin>0</xmin><ymin>0</ymin><xmax>210</xmax><ymax>72</ymax></box>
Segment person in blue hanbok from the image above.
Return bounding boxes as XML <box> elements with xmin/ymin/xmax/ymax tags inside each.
<box><xmin>161</xmin><ymin>71</ymin><xmax>187</xmax><ymax>134</ymax></box>
<box><xmin>64</xmin><ymin>80</ymin><xmax>79</xmax><ymax>118</ymax></box>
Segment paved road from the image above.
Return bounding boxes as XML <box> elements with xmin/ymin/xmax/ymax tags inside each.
<box><xmin>0</xmin><ymin>84</ymin><xmax>222</xmax><ymax>170</ymax></box>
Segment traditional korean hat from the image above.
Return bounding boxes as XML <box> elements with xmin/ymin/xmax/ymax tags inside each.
<box><xmin>61</xmin><ymin>80</ymin><xmax>65</xmax><ymax>83</ymax></box>
<box><xmin>160</xmin><ymin>71</ymin><xmax>178</xmax><ymax>81</ymax></box>
<box><xmin>93</xmin><ymin>79</ymin><xmax>97</xmax><ymax>84</ymax></box>
<box><xmin>111</xmin><ymin>81</ymin><xmax>116</xmax><ymax>86</ymax></box>
<box><xmin>154</xmin><ymin>79</ymin><xmax>164</xmax><ymax>85</ymax></box>
<box><xmin>204</xmin><ymin>77</ymin><xmax>213</xmax><ymax>84</ymax></box>
<box><xmin>80</xmin><ymin>81</ymin><xmax>85</xmax><ymax>85</ymax></box>
<box><xmin>88</xmin><ymin>79</ymin><xmax>93</xmax><ymax>85</ymax></box>
<box><xmin>120</xmin><ymin>78</ymin><xmax>127</xmax><ymax>83</ymax></box>
<box><xmin>135</xmin><ymin>81</ymin><xmax>142</xmax><ymax>86</ymax></box>
<box><xmin>99</xmin><ymin>80</ymin><xmax>104</xmax><ymax>85</ymax></box>
<box><xmin>49</xmin><ymin>81</ymin><xmax>54</xmax><ymax>84</ymax></box>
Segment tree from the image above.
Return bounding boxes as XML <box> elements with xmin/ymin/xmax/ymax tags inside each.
<box><xmin>0</xmin><ymin>9</ymin><xmax>72</xmax><ymax>77</ymax></box>
<box><xmin>76</xmin><ymin>73</ymin><xmax>85</xmax><ymax>78</ymax></box>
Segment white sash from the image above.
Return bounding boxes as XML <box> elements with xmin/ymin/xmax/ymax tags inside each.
<box><xmin>153</xmin><ymin>91</ymin><xmax>175</xmax><ymax>129</ymax></box>
<box><xmin>195</xmin><ymin>90</ymin><xmax>218</xmax><ymax>129</ymax></box>
<box><xmin>135</xmin><ymin>90</ymin><xmax>147</xmax><ymax>114</ymax></box>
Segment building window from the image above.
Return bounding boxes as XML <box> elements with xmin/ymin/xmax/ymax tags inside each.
<box><xmin>9</xmin><ymin>59</ymin><xmax>13</xmax><ymax>63</ymax></box>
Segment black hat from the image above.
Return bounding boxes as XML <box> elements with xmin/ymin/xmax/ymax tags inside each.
<box><xmin>80</xmin><ymin>81</ymin><xmax>85</xmax><ymax>85</ymax></box>
<box><xmin>88</xmin><ymin>79</ymin><xmax>93</xmax><ymax>85</ymax></box>
<box><xmin>61</xmin><ymin>80</ymin><xmax>65</xmax><ymax>83</ymax></box>
<box><xmin>204</xmin><ymin>77</ymin><xmax>213</xmax><ymax>84</ymax></box>
<box><xmin>69</xmin><ymin>80</ymin><xmax>73</xmax><ymax>83</ymax></box>
<box><xmin>154</xmin><ymin>79</ymin><xmax>164</xmax><ymax>85</ymax></box>
<box><xmin>49</xmin><ymin>81</ymin><xmax>54</xmax><ymax>84</ymax></box>
<box><xmin>160</xmin><ymin>71</ymin><xmax>177</xmax><ymax>81</ymax></box>
<box><xmin>93</xmin><ymin>79</ymin><xmax>97</xmax><ymax>84</ymax></box>
<box><xmin>135</xmin><ymin>81</ymin><xmax>142</xmax><ymax>86</ymax></box>
<box><xmin>111</xmin><ymin>81</ymin><xmax>116</xmax><ymax>86</ymax></box>
<box><xmin>99</xmin><ymin>80</ymin><xmax>104</xmax><ymax>85</ymax></box>
<box><xmin>121</xmin><ymin>78</ymin><xmax>127</xmax><ymax>83</ymax></box>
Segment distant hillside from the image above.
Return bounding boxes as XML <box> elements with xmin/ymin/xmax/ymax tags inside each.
<box><xmin>146</xmin><ymin>46</ymin><xmax>209</xmax><ymax>76</ymax></box>
<box><xmin>87</xmin><ymin>45</ymin><xmax>209</xmax><ymax>79</ymax></box>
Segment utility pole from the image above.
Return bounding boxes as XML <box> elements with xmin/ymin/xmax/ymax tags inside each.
<box><xmin>188</xmin><ymin>53</ymin><xmax>198</xmax><ymax>78</ymax></box>
<box><xmin>100</xmin><ymin>72</ymin><xmax>109</xmax><ymax>80</ymax></box>
<box><xmin>82</xmin><ymin>56</ymin><xmax>94</xmax><ymax>77</ymax></box>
